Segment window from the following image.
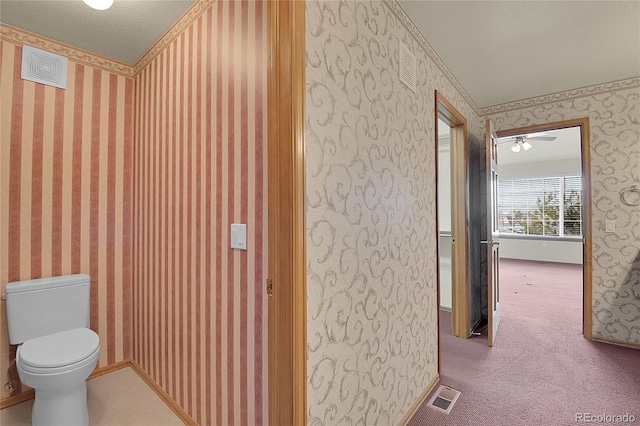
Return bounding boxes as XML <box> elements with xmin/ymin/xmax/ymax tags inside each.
<box><xmin>499</xmin><ymin>176</ymin><xmax>582</xmax><ymax>237</ymax></box>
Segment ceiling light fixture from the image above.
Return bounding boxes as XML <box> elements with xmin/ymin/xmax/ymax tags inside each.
<box><xmin>511</xmin><ymin>136</ymin><xmax>532</xmax><ymax>153</ymax></box>
<box><xmin>82</xmin><ymin>0</ymin><xmax>114</xmax><ymax>10</ymax></box>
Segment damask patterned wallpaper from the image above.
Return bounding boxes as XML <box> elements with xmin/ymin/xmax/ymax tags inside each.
<box><xmin>488</xmin><ymin>85</ymin><xmax>640</xmax><ymax>345</ymax></box>
<box><xmin>305</xmin><ymin>0</ymin><xmax>481</xmax><ymax>423</ymax></box>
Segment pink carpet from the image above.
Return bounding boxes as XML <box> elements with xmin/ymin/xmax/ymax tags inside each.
<box><xmin>409</xmin><ymin>259</ymin><xmax>640</xmax><ymax>426</ymax></box>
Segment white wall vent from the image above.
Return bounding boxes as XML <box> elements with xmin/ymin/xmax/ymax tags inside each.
<box><xmin>21</xmin><ymin>46</ymin><xmax>68</xmax><ymax>89</ymax></box>
<box><xmin>426</xmin><ymin>384</ymin><xmax>461</xmax><ymax>414</ymax></box>
<box><xmin>399</xmin><ymin>41</ymin><xmax>416</xmax><ymax>93</ymax></box>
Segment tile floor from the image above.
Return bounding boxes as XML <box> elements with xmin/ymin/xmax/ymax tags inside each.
<box><xmin>0</xmin><ymin>366</ymin><xmax>184</xmax><ymax>425</ymax></box>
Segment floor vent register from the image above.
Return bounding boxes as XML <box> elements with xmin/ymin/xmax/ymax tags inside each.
<box><xmin>426</xmin><ymin>385</ymin><xmax>461</xmax><ymax>415</ymax></box>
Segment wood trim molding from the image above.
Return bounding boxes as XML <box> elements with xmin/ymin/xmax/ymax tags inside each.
<box><xmin>436</xmin><ymin>91</ymin><xmax>470</xmax><ymax>340</ymax></box>
<box><xmin>0</xmin><ymin>389</ymin><xmax>34</xmax><ymax>410</ymax></box>
<box><xmin>434</xmin><ymin>98</ymin><xmax>442</xmax><ymax>376</ymax></box>
<box><xmin>88</xmin><ymin>359</ymin><xmax>130</xmax><ymax>379</ymax></box>
<box><xmin>129</xmin><ymin>360</ymin><xmax>198</xmax><ymax>426</ymax></box>
<box><xmin>451</xmin><ymin>123</ymin><xmax>470</xmax><ymax>338</ymax></box>
<box><xmin>437</xmin><ymin>93</ymin><xmax>468</xmax><ymax>128</ymax></box>
<box><xmin>494</xmin><ymin>118</ymin><xmax>589</xmax><ymax>138</ymax></box>
<box><xmin>495</xmin><ymin>118</ymin><xmax>593</xmax><ymax>340</ymax></box>
<box><xmin>579</xmin><ymin>120</ymin><xmax>593</xmax><ymax>340</ymax></box>
<box><xmin>267</xmin><ymin>0</ymin><xmax>307</xmax><ymax>425</ymax></box>
<box><xmin>398</xmin><ymin>374</ymin><xmax>440</xmax><ymax>426</ymax></box>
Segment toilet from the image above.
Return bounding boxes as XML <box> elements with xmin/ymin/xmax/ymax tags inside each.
<box><xmin>5</xmin><ymin>274</ymin><xmax>101</xmax><ymax>426</ymax></box>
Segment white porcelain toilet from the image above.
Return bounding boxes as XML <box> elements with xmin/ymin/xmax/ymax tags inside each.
<box><xmin>5</xmin><ymin>274</ymin><xmax>101</xmax><ymax>426</ymax></box>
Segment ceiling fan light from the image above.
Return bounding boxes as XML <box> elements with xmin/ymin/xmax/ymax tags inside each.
<box><xmin>82</xmin><ymin>0</ymin><xmax>114</xmax><ymax>10</ymax></box>
<box><xmin>511</xmin><ymin>141</ymin><xmax>521</xmax><ymax>153</ymax></box>
<box><xmin>522</xmin><ymin>141</ymin><xmax>532</xmax><ymax>151</ymax></box>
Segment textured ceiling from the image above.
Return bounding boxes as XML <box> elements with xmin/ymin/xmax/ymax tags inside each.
<box><xmin>497</xmin><ymin>127</ymin><xmax>581</xmax><ymax>166</ymax></box>
<box><xmin>0</xmin><ymin>0</ymin><xmax>194</xmax><ymax>64</ymax></box>
<box><xmin>440</xmin><ymin>122</ymin><xmax>581</xmax><ymax>165</ymax></box>
<box><xmin>2</xmin><ymin>1</ymin><xmax>638</xmax><ymax>106</ymax></box>
<box><xmin>400</xmin><ymin>0</ymin><xmax>640</xmax><ymax>107</ymax></box>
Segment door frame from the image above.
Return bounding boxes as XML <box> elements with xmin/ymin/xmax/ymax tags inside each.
<box><xmin>435</xmin><ymin>91</ymin><xmax>470</xmax><ymax>349</ymax></box>
<box><xmin>494</xmin><ymin>118</ymin><xmax>592</xmax><ymax>340</ymax></box>
<box><xmin>267</xmin><ymin>1</ymin><xmax>307</xmax><ymax>425</ymax></box>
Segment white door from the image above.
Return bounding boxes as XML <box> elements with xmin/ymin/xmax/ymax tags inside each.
<box><xmin>485</xmin><ymin>120</ymin><xmax>501</xmax><ymax>346</ymax></box>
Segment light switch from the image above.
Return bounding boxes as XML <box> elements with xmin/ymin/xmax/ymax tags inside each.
<box><xmin>605</xmin><ymin>220</ymin><xmax>616</xmax><ymax>233</ymax></box>
<box><xmin>231</xmin><ymin>224</ymin><xmax>247</xmax><ymax>250</ymax></box>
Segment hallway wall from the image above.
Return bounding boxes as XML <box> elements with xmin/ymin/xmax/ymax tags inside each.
<box><xmin>305</xmin><ymin>0</ymin><xmax>482</xmax><ymax>423</ymax></box>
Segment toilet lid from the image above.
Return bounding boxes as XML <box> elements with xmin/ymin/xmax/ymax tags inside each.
<box><xmin>19</xmin><ymin>328</ymin><xmax>100</xmax><ymax>369</ymax></box>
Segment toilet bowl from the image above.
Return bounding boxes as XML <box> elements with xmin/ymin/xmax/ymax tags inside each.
<box><xmin>17</xmin><ymin>328</ymin><xmax>101</xmax><ymax>426</ymax></box>
<box><xmin>5</xmin><ymin>275</ymin><xmax>101</xmax><ymax>426</ymax></box>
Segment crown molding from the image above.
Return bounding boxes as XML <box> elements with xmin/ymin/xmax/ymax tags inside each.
<box><xmin>133</xmin><ymin>0</ymin><xmax>214</xmax><ymax>75</ymax></box>
<box><xmin>479</xmin><ymin>77</ymin><xmax>640</xmax><ymax>116</ymax></box>
<box><xmin>0</xmin><ymin>24</ymin><xmax>134</xmax><ymax>77</ymax></box>
<box><xmin>383</xmin><ymin>0</ymin><xmax>481</xmax><ymax>117</ymax></box>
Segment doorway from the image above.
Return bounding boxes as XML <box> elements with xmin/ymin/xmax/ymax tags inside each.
<box><xmin>435</xmin><ymin>92</ymin><xmax>470</xmax><ymax>355</ymax></box>
<box><xmin>493</xmin><ymin>119</ymin><xmax>592</xmax><ymax>340</ymax></box>
<box><xmin>437</xmin><ymin>118</ymin><xmax>453</xmax><ymax>314</ymax></box>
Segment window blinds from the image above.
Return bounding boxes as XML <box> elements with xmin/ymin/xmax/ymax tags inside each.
<box><xmin>498</xmin><ymin>176</ymin><xmax>582</xmax><ymax>237</ymax></box>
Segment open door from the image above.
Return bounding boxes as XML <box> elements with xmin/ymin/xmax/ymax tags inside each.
<box><xmin>484</xmin><ymin>120</ymin><xmax>501</xmax><ymax>346</ymax></box>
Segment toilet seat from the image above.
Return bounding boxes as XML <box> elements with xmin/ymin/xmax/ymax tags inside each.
<box><xmin>18</xmin><ymin>328</ymin><xmax>100</xmax><ymax>374</ymax></box>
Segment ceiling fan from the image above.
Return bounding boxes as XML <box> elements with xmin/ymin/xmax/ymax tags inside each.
<box><xmin>497</xmin><ymin>132</ymin><xmax>557</xmax><ymax>153</ymax></box>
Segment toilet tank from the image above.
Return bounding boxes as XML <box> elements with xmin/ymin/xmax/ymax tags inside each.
<box><xmin>5</xmin><ymin>274</ymin><xmax>91</xmax><ymax>345</ymax></box>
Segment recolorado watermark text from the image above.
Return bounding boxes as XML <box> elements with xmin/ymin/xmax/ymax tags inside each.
<box><xmin>575</xmin><ymin>413</ymin><xmax>636</xmax><ymax>423</ymax></box>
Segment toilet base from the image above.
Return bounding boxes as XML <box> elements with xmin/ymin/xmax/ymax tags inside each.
<box><xmin>32</xmin><ymin>383</ymin><xmax>89</xmax><ymax>426</ymax></box>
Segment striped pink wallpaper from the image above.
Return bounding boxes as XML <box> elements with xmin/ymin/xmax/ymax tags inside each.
<box><xmin>133</xmin><ymin>1</ymin><xmax>268</xmax><ymax>424</ymax></box>
<box><xmin>0</xmin><ymin>40</ymin><xmax>133</xmax><ymax>398</ymax></box>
